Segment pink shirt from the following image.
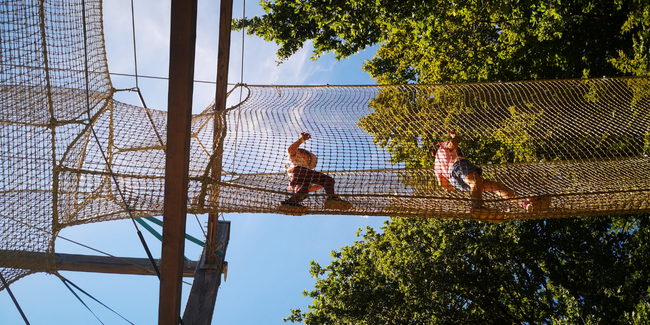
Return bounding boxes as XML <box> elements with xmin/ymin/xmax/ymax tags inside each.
<box><xmin>434</xmin><ymin>141</ymin><xmax>466</xmax><ymax>180</ymax></box>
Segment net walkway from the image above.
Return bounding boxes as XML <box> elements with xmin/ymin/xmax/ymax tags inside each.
<box><xmin>212</xmin><ymin>81</ymin><xmax>650</xmax><ymax>221</ymax></box>
<box><xmin>1</xmin><ymin>0</ymin><xmax>650</xmax><ymax>289</ymax></box>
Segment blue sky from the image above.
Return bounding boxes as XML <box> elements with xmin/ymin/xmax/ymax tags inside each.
<box><xmin>0</xmin><ymin>0</ymin><xmax>389</xmax><ymax>324</ymax></box>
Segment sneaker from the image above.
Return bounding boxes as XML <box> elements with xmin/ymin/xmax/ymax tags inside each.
<box><xmin>470</xmin><ymin>206</ymin><xmax>491</xmax><ymax>213</ymax></box>
<box><xmin>470</xmin><ymin>206</ymin><xmax>504</xmax><ymax>223</ymax></box>
<box><xmin>520</xmin><ymin>196</ymin><xmax>550</xmax><ymax>213</ymax></box>
<box><xmin>279</xmin><ymin>200</ymin><xmax>307</xmax><ymax>215</ymax></box>
<box><xmin>324</xmin><ymin>197</ymin><xmax>352</xmax><ymax>211</ymax></box>
<box><xmin>519</xmin><ymin>197</ymin><xmax>540</xmax><ymax>211</ymax></box>
<box><xmin>280</xmin><ymin>200</ymin><xmax>303</xmax><ymax>207</ymax></box>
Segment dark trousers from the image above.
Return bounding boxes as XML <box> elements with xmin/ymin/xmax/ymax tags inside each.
<box><xmin>287</xmin><ymin>167</ymin><xmax>335</xmax><ymax>204</ymax></box>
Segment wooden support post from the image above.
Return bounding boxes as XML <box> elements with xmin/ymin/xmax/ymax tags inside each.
<box><xmin>182</xmin><ymin>221</ymin><xmax>231</xmax><ymax>325</ymax></box>
<box><xmin>0</xmin><ymin>250</ymin><xmax>197</xmax><ymax>277</ymax></box>
<box><xmin>159</xmin><ymin>0</ymin><xmax>198</xmax><ymax>324</ymax></box>
<box><xmin>206</xmin><ymin>0</ymin><xmax>234</xmax><ymax>265</ymax></box>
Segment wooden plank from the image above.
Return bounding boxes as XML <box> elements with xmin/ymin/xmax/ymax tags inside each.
<box><xmin>206</xmin><ymin>0</ymin><xmax>234</xmax><ymax>265</ymax></box>
<box><xmin>0</xmin><ymin>250</ymin><xmax>196</xmax><ymax>277</ymax></box>
<box><xmin>182</xmin><ymin>221</ymin><xmax>231</xmax><ymax>325</ymax></box>
<box><xmin>159</xmin><ymin>0</ymin><xmax>198</xmax><ymax>323</ymax></box>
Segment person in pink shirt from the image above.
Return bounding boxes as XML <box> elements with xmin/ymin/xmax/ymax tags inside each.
<box><xmin>434</xmin><ymin>131</ymin><xmax>539</xmax><ymax>213</ymax></box>
<box><xmin>280</xmin><ymin>132</ymin><xmax>352</xmax><ymax>214</ymax></box>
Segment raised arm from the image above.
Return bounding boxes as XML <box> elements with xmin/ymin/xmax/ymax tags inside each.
<box><xmin>446</xmin><ymin>130</ymin><xmax>460</xmax><ymax>151</ymax></box>
<box><xmin>288</xmin><ymin>132</ymin><xmax>311</xmax><ymax>156</ymax></box>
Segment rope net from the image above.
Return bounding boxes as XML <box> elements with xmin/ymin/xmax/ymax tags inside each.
<box><xmin>1</xmin><ymin>0</ymin><xmax>110</xmax><ymax>288</ymax></box>
<box><xmin>1</xmin><ymin>0</ymin><xmax>650</xmax><ymax>288</ymax></box>
<box><xmin>215</xmin><ymin>80</ymin><xmax>650</xmax><ymax>221</ymax></box>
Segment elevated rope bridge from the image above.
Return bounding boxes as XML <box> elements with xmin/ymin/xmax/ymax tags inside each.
<box><xmin>1</xmin><ymin>0</ymin><xmax>650</xmax><ymax>290</ymax></box>
<box><xmin>209</xmin><ymin>81</ymin><xmax>650</xmax><ymax>220</ymax></box>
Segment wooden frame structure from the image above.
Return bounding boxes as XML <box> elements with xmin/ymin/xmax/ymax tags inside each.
<box><xmin>159</xmin><ymin>0</ymin><xmax>199</xmax><ymax>322</ymax></box>
<box><xmin>0</xmin><ymin>251</ymin><xmax>197</xmax><ymax>277</ymax></box>
<box><xmin>159</xmin><ymin>0</ymin><xmax>233</xmax><ymax>324</ymax></box>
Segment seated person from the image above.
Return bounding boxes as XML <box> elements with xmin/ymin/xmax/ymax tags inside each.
<box><xmin>433</xmin><ymin>131</ymin><xmax>540</xmax><ymax>212</ymax></box>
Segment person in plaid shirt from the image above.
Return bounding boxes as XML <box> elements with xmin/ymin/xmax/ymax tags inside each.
<box><xmin>280</xmin><ymin>132</ymin><xmax>352</xmax><ymax>214</ymax></box>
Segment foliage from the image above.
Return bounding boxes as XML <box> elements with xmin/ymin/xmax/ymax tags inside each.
<box><xmin>239</xmin><ymin>2</ymin><xmax>650</xmax><ymax>324</ymax></box>
<box><xmin>358</xmin><ymin>79</ymin><xmax>650</xmax><ymax>173</ymax></box>
<box><xmin>284</xmin><ymin>216</ymin><xmax>650</xmax><ymax>324</ymax></box>
<box><xmin>609</xmin><ymin>3</ymin><xmax>650</xmax><ymax>77</ymax></box>
<box><xmin>356</xmin><ymin>86</ymin><xmax>472</xmax><ymax>168</ymax></box>
<box><xmin>234</xmin><ymin>0</ymin><xmax>650</xmax><ymax>84</ymax></box>
<box><xmin>357</xmin><ymin>85</ymin><xmax>548</xmax><ymax>170</ymax></box>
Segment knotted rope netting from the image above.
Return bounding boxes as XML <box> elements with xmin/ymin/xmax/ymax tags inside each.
<box><xmin>1</xmin><ymin>0</ymin><xmax>649</xmax><ymax>289</ymax></box>
<box><xmin>213</xmin><ymin>80</ymin><xmax>650</xmax><ymax>221</ymax></box>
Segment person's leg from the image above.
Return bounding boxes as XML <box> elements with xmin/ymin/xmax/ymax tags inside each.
<box><xmin>286</xmin><ymin>167</ymin><xmax>340</xmax><ymax>203</ymax></box>
<box><xmin>463</xmin><ymin>170</ymin><xmax>484</xmax><ymax>208</ymax></box>
<box><xmin>284</xmin><ymin>168</ymin><xmax>311</xmax><ymax>205</ymax></box>
<box><xmin>297</xmin><ymin>169</ymin><xmax>352</xmax><ymax>210</ymax></box>
<box><xmin>280</xmin><ymin>175</ymin><xmax>309</xmax><ymax>214</ymax></box>
<box><xmin>481</xmin><ymin>178</ymin><xmax>546</xmax><ymax>211</ymax></box>
<box><xmin>303</xmin><ymin>169</ymin><xmax>336</xmax><ymax>197</ymax></box>
<box><xmin>482</xmin><ymin>179</ymin><xmax>515</xmax><ymax>200</ymax></box>
<box><xmin>287</xmin><ymin>183</ymin><xmax>310</xmax><ymax>204</ymax></box>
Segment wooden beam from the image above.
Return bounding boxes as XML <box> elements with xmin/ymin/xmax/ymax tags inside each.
<box><xmin>0</xmin><ymin>250</ymin><xmax>196</xmax><ymax>277</ymax></box>
<box><xmin>182</xmin><ymin>221</ymin><xmax>231</xmax><ymax>325</ymax></box>
<box><xmin>206</xmin><ymin>0</ymin><xmax>234</xmax><ymax>266</ymax></box>
<box><xmin>160</xmin><ymin>0</ymin><xmax>198</xmax><ymax>324</ymax></box>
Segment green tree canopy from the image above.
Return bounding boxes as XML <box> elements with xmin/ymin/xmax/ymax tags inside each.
<box><xmin>358</xmin><ymin>80</ymin><xmax>650</xmax><ymax>171</ymax></box>
<box><xmin>357</xmin><ymin>85</ymin><xmax>548</xmax><ymax>169</ymax></box>
<box><xmin>238</xmin><ymin>2</ymin><xmax>650</xmax><ymax>324</ymax></box>
<box><xmin>285</xmin><ymin>81</ymin><xmax>650</xmax><ymax>324</ymax></box>
<box><xmin>285</xmin><ymin>216</ymin><xmax>650</xmax><ymax>324</ymax></box>
<box><xmin>234</xmin><ymin>0</ymin><xmax>649</xmax><ymax>84</ymax></box>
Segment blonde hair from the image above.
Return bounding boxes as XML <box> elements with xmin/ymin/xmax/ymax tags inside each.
<box><xmin>297</xmin><ymin>149</ymin><xmax>318</xmax><ymax>169</ymax></box>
